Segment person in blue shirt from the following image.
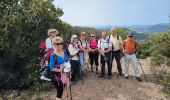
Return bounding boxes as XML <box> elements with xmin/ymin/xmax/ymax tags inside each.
<box><xmin>49</xmin><ymin>36</ymin><xmax>70</xmax><ymax>100</ymax></box>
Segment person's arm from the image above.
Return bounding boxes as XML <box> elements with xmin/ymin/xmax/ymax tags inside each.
<box><xmin>119</xmin><ymin>35</ymin><xmax>123</xmax><ymax>50</ymax></box>
<box><xmin>97</xmin><ymin>40</ymin><xmax>105</xmax><ymax>56</ymax></box>
<box><xmin>68</xmin><ymin>44</ymin><xmax>78</xmax><ymax>56</ymax></box>
<box><xmin>121</xmin><ymin>41</ymin><xmax>125</xmax><ymax>53</ymax></box>
<box><xmin>45</xmin><ymin>38</ymin><xmax>52</xmax><ymax>49</ymax></box>
<box><xmin>49</xmin><ymin>55</ymin><xmax>62</xmax><ymax>72</ymax></box>
<box><xmin>78</xmin><ymin>41</ymin><xmax>89</xmax><ymax>52</ymax></box>
<box><xmin>104</xmin><ymin>40</ymin><xmax>112</xmax><ymax>53</ymax></box>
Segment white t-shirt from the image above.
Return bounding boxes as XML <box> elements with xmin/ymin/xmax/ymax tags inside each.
<box><xmin>78</xmin><ymin>40</ymin><xmax>87</xmax><ymax>49</ymax></box>
<box><xmin>97</xmin><ymin>38</ymin><xmax>112</xmax><ymax>51</ymax></box>
<box><xmin>68</xmin><ymin>43</ymin><xmax>79</xmax><ymax>60</ymax></box>
<box><xmin>45</xmin><ymin>37</ymin><xmax>53</xmax><ymax>49</ymax></box>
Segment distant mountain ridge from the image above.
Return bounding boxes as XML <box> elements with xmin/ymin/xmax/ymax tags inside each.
<box><xmin>95</xmin><ymin>23</ymin><xmax>170</xmax><ymax>33</ymax></box>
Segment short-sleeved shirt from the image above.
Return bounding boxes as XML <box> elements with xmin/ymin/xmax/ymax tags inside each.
<box><xmin>78</xmin><ymin>40</ymin><xmax>87</xmax><ymax>53</ymax></box>
<box><xmin>109</xmin><ymin>34</ymin><xmax>122</xmax><ymax>51</ymax></box>
<box><xmin>97</xmin><ymin>38</ymin><xmax>112</xmax><ymax>51</ymax></box>
<box><xmin>45</xmin><ymin>37</ymin><xmax>53</xmax><ymax>49</ymax></box>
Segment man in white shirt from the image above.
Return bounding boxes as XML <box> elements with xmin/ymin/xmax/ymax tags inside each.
<box><xmin>98</xmin><ymin>32</ymin><xmax>112</xmax><ymax>79</ymax></box>
<box><xmin>109</xmin><ymin>28</ymin><xmax>123</xmax><ymax>76</ymax></box>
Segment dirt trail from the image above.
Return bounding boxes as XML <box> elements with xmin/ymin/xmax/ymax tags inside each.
<box><xmin>39</xmin><ymin>58</ymin><xmax>169</xmax><ymax>100</ymax></box>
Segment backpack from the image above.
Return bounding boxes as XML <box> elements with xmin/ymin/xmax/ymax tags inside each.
<box><xmin>79</xmin><ymin>39</ymin><xmax>88</xmax><ymax>49</ymax></box>
<box><xmin>40</xmin><ymin>50</ymin><xmax>70</xmax><ymax>85</ymax></box>
<box><xmin>99</xmin><ymin>38</ymin><xmax>111</xmax><ymax>49</ymax></box>
<box><xmin>51</xmin><ymin>52</ymin><xmax>70</xmax><ymax>85</ymax></box>
<box><xmin>39</xmin><ymin>41</ymin><xmax>46</xmax><ymax>56</ymax></box>
<box><xmin>124</xmin><ymin>39</ymin><xmax>137</xmax><ymax>54</ymax></box>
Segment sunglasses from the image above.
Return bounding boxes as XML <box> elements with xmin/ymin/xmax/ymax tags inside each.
<box><xmin>82</xmin><ymin>34</ymin><xmax>86</xmax><ymax>36</ymax></box>
<box><xmin>54</xmin><ymin>42</ymin><xmax>63</xmax><ymax>46</ymax></box>
<box><xmin>91</xmin><ymin>36</ymin><xmax>96</xmax><ymax>37</ymax></box>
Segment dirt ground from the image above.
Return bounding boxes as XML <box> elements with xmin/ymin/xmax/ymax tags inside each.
<box><xmin>0</xmin><ymin>58</ymin><xmax>169</xmax><ymax>100</ymax></box>
<box><xmin>39</xmin><ymin>58</ymin><xmax>169</xmax><ymax>100</ymax></box>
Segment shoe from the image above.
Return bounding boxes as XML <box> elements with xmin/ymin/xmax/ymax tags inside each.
<box><xmin>125</xmin><ymin>76</ymin><xmax>129</xmax><ymax>79</ymax></box>
<box><xmin>136</xmin><ymin>77</ymin><xmax>142</xmax><ymax>82</ymax></box>
<box><xmin>40</xmin><ymin>75</ymin><xmax>51</xmax><ymax>81</ymax></box>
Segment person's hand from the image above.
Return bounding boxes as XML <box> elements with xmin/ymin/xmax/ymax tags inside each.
<box><xmin>65</xmin><ymin>62</ymin><xmax>71</xmax><ymax>69</ymax></box>
<box><xmin>73</xmin><ymin>50</ymin><xmax>78</xmax><ymax>55</ymax></box>
<box><xmin>101</xmin><ymin>52</ymin><xmax>105</xmax><ymax>57</ymax></box>
<box><xmin>63</xmin><ymin>67</ymin><xmax>70</xmax><ymax>73</ymax></box>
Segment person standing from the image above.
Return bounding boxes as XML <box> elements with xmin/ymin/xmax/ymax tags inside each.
<box><xmin>109</xmin><ymin>28</ymin><xmax>123</xmax><ymax>76</ymax></box>
<box><xmin>45</xmin><ymin>28</ymin><xmax>59</xmax><ymax>51</ymax></box>
<box><xmin>49</xmin><ymin>36</ymin><xmax>71</xmax><ymax>100</ymax></box>
<box><xmin>68</xmin><ymin>35</ymin><xmax>80</xmax><ymax>82</ymax></box>
<box><xmin>122</xmin><ymin>32</ymin><xmax>142</xmax><ymax>82</ymax></box>
<box><xmin>78</xmin><ymin>31</ymin><xmax>89</xmax><ymax>80</ymax></box>
<box><xmin>88</xmin><ymin>33</ymin><xmax>99</xmax><ymax>74</ymax></box>
<box><xmin>98</xmin><ymin>31</ymin><xmax>112</xmax><ymax>79</ymax></box>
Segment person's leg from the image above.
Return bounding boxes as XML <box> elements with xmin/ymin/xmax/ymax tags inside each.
<box><xmin>90</xmin><ymin>52</ymin><xmax>95</xmax><ymax>72</ymax></box>
<box><xmin>89</xmin><ymin>52</ymin><xmax>93</xmax><ymax>69</ymax></box>
<box><xmin>99</xmin><ymin>56</ymin><xmax>105</xmax><ymax>77</ymax></box>
<box><xmin>124</xmin><ymin>53</ymin><xmax>130</xmax><ymax>78</ymax></box>
<box><xmin>79</xmin><ymin>53</ymin><xmax>84</xmax><ymax>80</ymax></box>
<box><xmin>53</xmin><ymin>81</ymin><xmax>64</xmax><ymax>99</ymax></box>
<box><xmin>131</xmin><ymin>54</ymin><xmax>141</xmax><ymax>78</ymax></box>
<box><xmin>107</xmin><ymin>54</ymin><xmax>112</xmax><ymax>77</ymax></box>
<box><xmin>75</xmin><ymin>60</ymin><xmax>79</xmax><ymax>81</ymax></box>
<box><xmin>70</xmin><ymin>60</ymin><xmax>76</xmax><ymax>81</ymax></box>
<box><xmin>94</xmin><ymin>52</ymin><xmax>99</xmax><ymax>73</ymax></box>
<box><xmin>111</xmin><ymin>51</ymin><xmax>115</xmax><ymax>70</ymax></box>
<box><xmin>114</xmin><ymin>50</ymin><xmax>122</xmax><ymax>75</ymax></box>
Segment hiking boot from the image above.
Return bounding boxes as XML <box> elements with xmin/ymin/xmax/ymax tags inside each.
<box><xmin>125</xmin><ymin>76</ymin><xmax>129</xmax><ymax>79</ymax></box>
<box><xmin>40</xmin><ymin>75</ymin><xmax>51</xmax><ymax>81</ymax></box>
<box><xmin>136</xmin><ymin>77</ymin><xmax>142</xmax><ymax>82</ymax></box>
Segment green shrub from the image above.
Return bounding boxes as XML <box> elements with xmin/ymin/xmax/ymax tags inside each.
<box><xmin>161</xmin><ymin>73</ymin><xmax>170</xmax><ymax>96</ymax></box>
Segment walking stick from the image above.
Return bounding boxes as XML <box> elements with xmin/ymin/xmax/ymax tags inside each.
<box><xmin>137</xmin><ymin>58</ymin><xmax>148</xmax><ymax>81</ymax></box>
<box><xmin>69</xmin><ymin>72</ymin><xmax>73</xmax><ymax>100</ymax></box>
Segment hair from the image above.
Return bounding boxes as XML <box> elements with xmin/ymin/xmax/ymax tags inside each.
<box><xmin>110</xmin><ymin>27</ymin><xmax>116</xmax><ymax>32</ymax></box>
<box><xmin>52</xmin><ymin>36</ymin><xmax>63</xmax><ymax>45</ymax></box>
<box><xmin>48</xmin><ymin>28</ymin><xmax>59</xmax><ymax>36</ymax></box>
<box><xmin>80</xmin><ymin>31</ymin><xmax>86</xmax><ymax>35</ymax></box>
<box><xmin>71</xmin><ymin>34</ymin><xmax>78</xmax><ymax>43</ymax></box>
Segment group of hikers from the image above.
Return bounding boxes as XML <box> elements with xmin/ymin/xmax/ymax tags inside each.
<box><xmin>39</xmin><ymin>27</ymin><xmax>142</xmax><ymax>100</ymax></box>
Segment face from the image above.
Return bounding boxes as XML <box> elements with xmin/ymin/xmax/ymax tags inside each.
<box><xmin>73</xmin><ymin>37</ymin><xmax>78</xmax><ymax>43</ymax></box>
<box><xmin>102</xmin><ymin>32</ymin><xmax>107</xmax><ymax>39</ymax></box>
<box><xmin>91</xmin><ymin>36</ymin><xmax>96</xmax><ymax>40</ymax></box>
<box><xmin>54</xmin><ymin>41</ymin><xmax>63</xmax><ymax>50</ymax></box>
<box><xmin>111</xmin><ymin>29</ymin><xmax>117</xmax><ymax>35</ymax></box>
<box><xmin>81</xmin><ymin>33</ymin><xmax>86</xmax><ymax>39</ymax></box>
<box><xmin>50</xmin><ymin>31</ymin><xmax>57</xmax><ymax>37</ymax></box>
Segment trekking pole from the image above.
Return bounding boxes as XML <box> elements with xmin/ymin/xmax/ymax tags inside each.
<box><xmin>137</xmin><ymin>58</ymin><xmax>148</xmax><ymax>81</ymax></box>
<box><xmin>69</xmin><ymin>72</ymin><xmax>73</xmax><ymax>100</ymax></box>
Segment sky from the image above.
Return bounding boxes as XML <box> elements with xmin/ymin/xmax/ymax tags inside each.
<box><xmin>53</xmin><ymin>0</ymin><xmax>170</xmax><ymax>26</ymax></box>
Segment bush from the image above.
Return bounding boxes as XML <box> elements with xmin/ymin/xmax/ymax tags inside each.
<box><xmin>161</xmin><ymin>73</ymin><xmax>170</xmax><ymax>96</ymax></box>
